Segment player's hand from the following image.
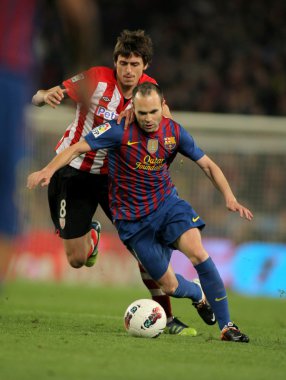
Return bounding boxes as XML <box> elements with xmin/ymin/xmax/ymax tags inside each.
<box><xmin>226</xmin><ymin>199</ymin><xmax>253</xmax><ymax>221</ymax></box>
<box><xmin>27</xmin><ymin>168</ymin><xmax>54</xmax><ymax>189</ymax></box>
<box><xmin>44</xmin><ymin>87</ymin><xmax>67</xmax><ymax>108</ymax></box>
<box><xmin>117</xmin><ymin>108</ymin><xmax>134</xmax><ymax>129</ymax></box>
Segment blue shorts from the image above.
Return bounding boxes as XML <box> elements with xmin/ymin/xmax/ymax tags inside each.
<box><xmin>115</xmin><ymin>196</ymin><xmax>205</xmax><ymax>281</ymax></box>
<box><xmin>0</xmin><ymin>69</ymin><xmax>29</xmax><ymax>235</ymax></box>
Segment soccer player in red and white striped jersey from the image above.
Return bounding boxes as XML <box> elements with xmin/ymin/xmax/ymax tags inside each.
<box><xmin>31</xmin><ymin>30</ymin><xmax>195</xmax><ymax>335</ymax></box>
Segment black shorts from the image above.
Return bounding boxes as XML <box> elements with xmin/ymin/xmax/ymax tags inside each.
<box><xmin>48</xmin><ymin>165</ymin><xmax>112</xmax><ymax>239</ymax></box>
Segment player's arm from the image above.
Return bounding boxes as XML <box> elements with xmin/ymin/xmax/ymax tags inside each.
<box><xmin>27</xmin><ymin>140</ymin><xmax>90</xmax><ymax>189</ymax></box>
<box><xmin>27</xmin><ymin>121</ymin><xmax>122</xmax><ymax>189</ymax></box>
<box><xmin>32</xmin><ymin>85</ymin><xmax>67</xmax><ymax>108</ymax></box>
<box><xmin>195</xmin><ymin>155</ymin><xmax>253</xmax><ymax>221</ymax></box>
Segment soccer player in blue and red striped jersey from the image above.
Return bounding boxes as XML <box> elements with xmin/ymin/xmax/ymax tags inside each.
<box><xmin>27</xmin><ymin>82</ymin><xmax>253</xmax><ymax>342</ymax></box>
<box><xmin>0</xmin><ymin>0</ymin><xmax>37</xmax><ymax>288</ymax></box>
<box><xmin>0</xmin><ymin>0</ymin><xmax>98</xmax><ymax>289</ymax></box>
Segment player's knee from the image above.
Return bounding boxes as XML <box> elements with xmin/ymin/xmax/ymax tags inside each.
<box><xmin>192</xmin><ymin>250</ymin><xmax>209</xmax><ymax>266</ymax></box>
<box><xmin>68</xmin><ymin>257</ymin><xmax>84</xmax><ymax>268</ymax></box>
<box><xmin>66</xmin><ymin>250</ymin><xmax>85</xmax><ymax>268</ymax></box>
<box><xmin>185</xmin><ymin>247</ymin><xmax>209</xmax><ymax>266</ymax></box>
<box><xmin>160</xmin><ymin>282</ymin><xmax>178</xmax><ymax>296</ymax></box>
<box><xmin>69</xmin><ymin>259</ymin><xmax>84</xmax><ymax>268</ymax></box>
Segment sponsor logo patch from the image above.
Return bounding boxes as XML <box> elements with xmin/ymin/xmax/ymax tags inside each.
<box><xmin>71</xmin><ymin>73</ymin><xmax>84</xmax><ymax>83</ymax></box>
<box><xmin>92</xmin><ymin>122</ymin><xmax>111</xmax><ymax>137</ymax></box>
<box><xmin>96</xmin><ymin>106</ymin><xmax>118</xmax><ymax>120</ymax></box>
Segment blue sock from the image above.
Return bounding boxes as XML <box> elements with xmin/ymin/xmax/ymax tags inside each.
<box><xmin>172</xmin><ymin>274</ymin><xmax>202</xmax><ymax>301</ymax></box>
<box><xmin>194</xmin><ymin>257</ymin><xmax>230</xmax><ymax>329</ymax></box>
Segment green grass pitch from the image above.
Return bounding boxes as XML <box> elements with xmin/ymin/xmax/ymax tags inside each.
<box><xmin>0</xmin><ymin>281</ymin><xmax>285</xmax><ymax>380</ymax></box>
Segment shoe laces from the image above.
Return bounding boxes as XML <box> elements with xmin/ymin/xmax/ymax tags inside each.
<box><xmin>192</xmin><ymin>298</ymin><xmax>208</xmax><ymax>309</ymax></box>
<box><xmin>222</xmin><ymin>322</ymin><xmax>239</xmax><ymax>332</ymax></box>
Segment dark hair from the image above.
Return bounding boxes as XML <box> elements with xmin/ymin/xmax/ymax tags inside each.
<box><xmin>132</xmin><ymin>82</ymin><xmax>163</xmax><ymax>102</ymax></box>
<box><xmin>113</xmin><ymin>29</ymin><xmax>153</xmax><ymax>66</ymax></box>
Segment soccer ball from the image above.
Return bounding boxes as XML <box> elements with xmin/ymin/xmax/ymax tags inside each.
<box><xmin>123</xmin><ymin>299</ymin><xmax>167</xmax><ymax>338</ymax></box>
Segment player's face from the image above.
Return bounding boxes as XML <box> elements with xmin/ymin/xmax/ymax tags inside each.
<box><xmin>115</xmin><ymin>54</ymin><xmax>147</xmax><ymax>89</ymax></box>
<box><xmin>133</xmin><ymin>91</ymin><xmax>163</xmax><ymax>133</ymax></box>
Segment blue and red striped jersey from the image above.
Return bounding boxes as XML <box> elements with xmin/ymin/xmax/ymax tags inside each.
<box><xmin>85</xmin><ymin>117</ymin><xmax>205</xmax><ymax>220</ymax></box>
<box><xmin>0</xmin><ymin>0</ymin><xmax>37</xmax><ymax>73</ymax></box>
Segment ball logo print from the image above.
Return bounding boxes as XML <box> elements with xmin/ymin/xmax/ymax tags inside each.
<box><xmin>124</xmin><ymin>299</ymin><xmax>167</xmax><ymax>338</ymax></box>
<box><xmin>142</xmin><ymin>306</ymin><xmax>163</xmax><ymax>329</ymax></box>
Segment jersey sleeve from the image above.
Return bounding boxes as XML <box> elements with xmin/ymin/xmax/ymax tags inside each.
<box><xmin>84</xmin><ymin>120</ymin><xmax>124</xmax><ymax>151</ymax></box>
<box><xmin>177</xmin><ymin>125</ymin><xmax>205</xmax><ymax>161</ymax></box>
<box><xmin>62</xmin><ymin>67</ymin><xmax>97</xmax><ymax>103</ymax></box>
<box><xmin>139</xmin><ymin>73</ymin><xmax>158</xmax><ymax>85</ymax></box>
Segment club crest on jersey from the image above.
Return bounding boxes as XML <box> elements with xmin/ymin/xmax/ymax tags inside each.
<box><xmin>164</xmin><ymin>136</ymin><xmax>176</xmax><ymax>151</ymax></box>
<box><xmin>59</xmin><ymin>217</ymin><xmax>66</xmax><ymax>229</ymax></box>
<box><xmin>71</xmin><ymin>73</ymin><xmax>84</xmax><ymax>83</ymax></box>
<box><xmin>147</xmin><ymin>139</ymin><xmax>158</xmax><ymax>154</ymax></box>
<box><xmin>92</xmin><ymin>122</ymin><xmax>111</xmax><ymax>137</ymax></box>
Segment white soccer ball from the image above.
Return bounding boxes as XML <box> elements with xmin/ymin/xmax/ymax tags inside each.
<box><xmin>123</xmin><ymin>299</ymin><xmax>167</xmax><ymax>338</ymax></box>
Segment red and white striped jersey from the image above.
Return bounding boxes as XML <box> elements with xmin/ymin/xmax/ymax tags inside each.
<box><xmin>56</xmin><ymin>66</ymin><xmax>157</xmax><ymax>174</ymax></box>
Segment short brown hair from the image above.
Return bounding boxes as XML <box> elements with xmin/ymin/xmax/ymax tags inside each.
<box><xmin>113</xmin><ymin>29</ymin><xmax>153</xmax><ymax>66</ymax></box>
<box><xmin>132</xmin><ymin>82</ymin><xmax>163</xmax><ymax>103</ymax></box>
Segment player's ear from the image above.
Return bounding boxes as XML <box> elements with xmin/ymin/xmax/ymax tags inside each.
<box><xmin>143</xmin><ymin>63</ymin><xmax>149</xmax><ymax>70</ymax></box>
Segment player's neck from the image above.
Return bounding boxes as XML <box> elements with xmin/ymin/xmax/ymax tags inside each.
<box><xmin>117</xmin><ymin>82</ymin><xmax>133</xmax><ymax>100</ymax></box>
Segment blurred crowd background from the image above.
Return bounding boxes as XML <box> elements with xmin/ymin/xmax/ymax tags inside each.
<box><xmin>26</xmin><ymin>0</ymin><xmax>286</xmax><ymax>246</ymax></box>
<box><xmin>1</xmin><ymin>0</ymin><xmax>285</xmax><ymax>289</ymax></box>
<box><xmin>36</xmin><ymin>0</ymin><xmax>286</xmax><ymax>115</ymax></box>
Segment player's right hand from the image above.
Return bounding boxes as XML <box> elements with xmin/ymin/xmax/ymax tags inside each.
<box><xmin>117</xmin><ymin>108</ymin><xmax>134</xmax><ymax>129</ymax></box>
<box><xmin>27</xmin><ymin>169</ymin><xmax>53</xmax><ymax>189</ymax></box>
<box><xmin>44</xmin><ymin>87</ymin><xmax>67</xmax><ymax>108</ymax></box>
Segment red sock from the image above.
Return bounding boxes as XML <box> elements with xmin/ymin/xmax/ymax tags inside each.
<box><xmin>138</xmin><ymin>263</ymin><xmax>173</xmax><ymax>319</ymax></box>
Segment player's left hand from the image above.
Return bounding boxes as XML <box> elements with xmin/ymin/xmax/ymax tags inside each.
<box><xmin>27</xmin><ymin>168</ymin><xmax>54</xmax><ymax>189</ymax></box>
<box><xmin>226</xmin><ymin>199</ymin><xmax>253</xmax><ymax>221</ymax></box>
<box><xmin>117</xmin><ymin>108</ymin><xmax>135</xmax><ymax>129</ymax></box>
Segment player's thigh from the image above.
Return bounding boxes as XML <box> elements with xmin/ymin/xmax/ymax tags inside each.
<box><xmin>48</xmin><ymin>166</ymin><xmax>99</xmax><ymax>239</ymax></box>
<box><xmin>160</xmin><ymin>198</ymin><xmax>205</xmax><ymax>248</ymax></box>
<box><xmin>176</xmin><ymin>228</ymin><xmax>209</xmax><ymax>265</ymax></box>
<box><xmin>96</xmin><ymin>175</ymin><xmax>112</xmax><ymax>221</ymax></box>
<box><xmin>128</xmin><ymin>232</ymin><xmax>172</xmax><ymax>282</ymax></box>
<box><xmin>0</xmin><ymin>76</ymin><xmax>27</xmax><ymax>235</ymax></box>
<box><xmin>0</xmin><ymin>136</ymin><xmax>19</xmax><ymax>235</ymax></box>
<box><xmin>0</xmin><ymin>157</ymin><xmax>18</xmax><ymax>235</ymax></box>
